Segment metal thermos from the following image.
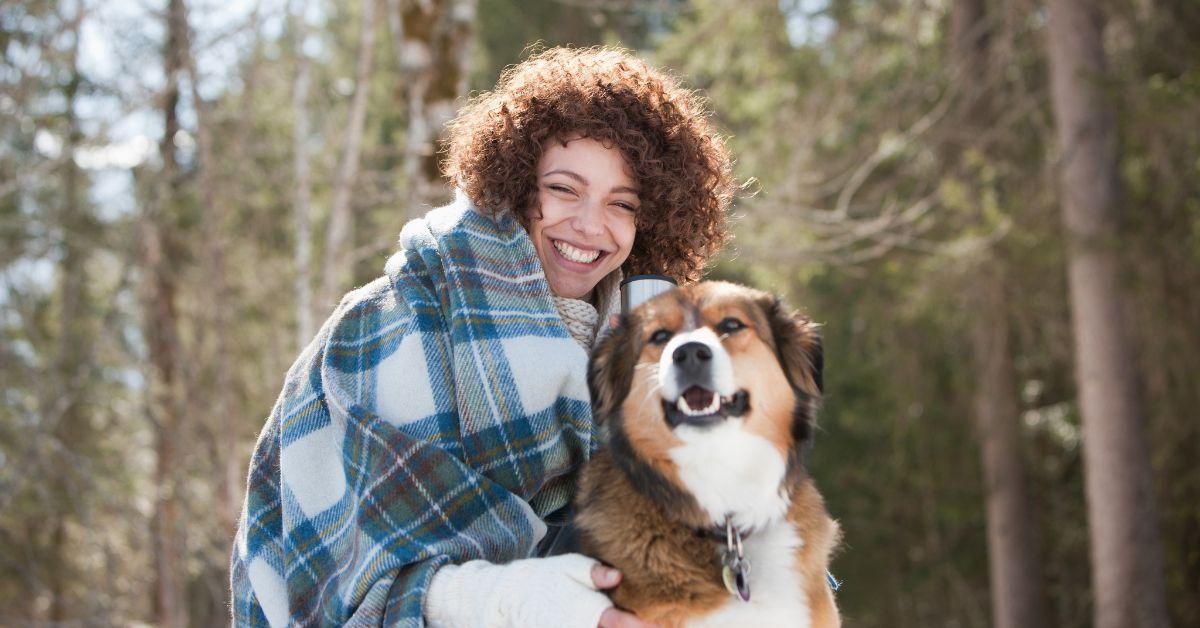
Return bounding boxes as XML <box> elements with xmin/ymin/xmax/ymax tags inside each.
<box><xmin>620</xmin><ymin>274</ymin><xmax>678</xmax><ymax>314</ymax></box>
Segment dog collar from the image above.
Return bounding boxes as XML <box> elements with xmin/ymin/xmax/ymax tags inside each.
<box><xmin>704</xmin><ymin>517</ymin><xmax>843</xmax><ymax>602</ymax></box>
<box><xmin>700</xmin><ymin>514</ymin><xmax>756</xmax><ymax>542</ymax></box>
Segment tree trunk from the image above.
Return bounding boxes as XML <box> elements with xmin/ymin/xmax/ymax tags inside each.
<box><xmin>392</xmin><ymin>0</ymin><xmax>475</xmax><ymax>208</ymax></box>
<box><xmin>949</xmin><ymin>2</ymin><xmax>1048</xmax><ymax>626</ymax></box>
<box><xmin>1044</xmin><ymin>1</ymin><xmax>1171</xmax><ymax>626</ymax></box>
<box><xmin>969</xmin><ymin>273</ymin><xmax>1048</xmax><ymax>628</ymax></box>
<box><xmin>181</xmin><ymin>0</ymin><xmax>240</xmax><ymax>537</ymax></box>
<box><xmin>949</xmin><ymin>0</ymin><xmax>989</xmax><ymax>124</ymax></box>
<box><xmin>319</xmin><ymin>0</ymin><xmax>377</xmax><ymax>311</ymax></box>
<box><xmin>336</xmin><ymin>0</ymin><xmax>474</xmax><ymax>268</ymax></box>
<box><xmin>147</xmin><ymin>0</ymin><xmax>190</xmax><ymax>624</ymax></box>
<box><xmin>292</xmin><ymin>0</ymin><xmax>315</xmax><ymax>349</ymax></box>
<box><xmin>49</xmin><ymin>9</ymin><xmax>90</xmax><ymax>618</ymax></box>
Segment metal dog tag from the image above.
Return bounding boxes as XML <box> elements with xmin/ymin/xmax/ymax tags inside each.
<box><xmin>721</xmin><ymin>561</ymin><xmax>737</xmax><ymax>595</ymax></box>
<box><xmin>722</xmin><ymin>550</ymin><xmax>751</xmax><ymax>601</ymax></box>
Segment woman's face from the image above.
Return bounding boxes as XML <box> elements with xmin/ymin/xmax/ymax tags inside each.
<box><xmin>527</xmin><ymin>137</ymin><xmax>638</xmax><ymax>299</ymax></box>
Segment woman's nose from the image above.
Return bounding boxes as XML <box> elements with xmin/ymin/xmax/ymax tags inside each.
<box><xmin>570</xmin><ymin>199</ymin><xmax>606</xmax><ymax>237</ymax></box>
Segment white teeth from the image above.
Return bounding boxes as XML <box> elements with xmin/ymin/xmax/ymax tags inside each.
<box><xmin>677</xmin><ymin>393</ymin><xmax>723</xmax><ymax>417</ymax></box>
<box><xmin>553</xmin><ymin>240</ymin><xmax>601</xmax><ymax>264</ymax></box>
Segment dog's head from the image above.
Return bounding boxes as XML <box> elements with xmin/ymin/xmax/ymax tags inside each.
<box><xmin>589</xmin><ymin>281</ymin><xmax>823</xmax><ymax>528</ymax></box>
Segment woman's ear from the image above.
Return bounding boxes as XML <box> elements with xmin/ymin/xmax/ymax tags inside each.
<box><xmin>764</xmin><ymin>297</ymin><xmax>823</xmax><ymax>398</ymax></box>
<box><xmin>587</xmin><ymin>314</ymin><xmax>641</xmax><ymax>420</ymax></box>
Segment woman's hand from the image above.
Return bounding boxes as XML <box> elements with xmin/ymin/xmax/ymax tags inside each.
<box><xmin>425</xmin><ymin>554</ymin><xmax>658</xmax><ymax>628</ymax></box>
<box><xmin>590</xmin><ymin>564</ymin><xmax>658</xmax><ymax>628</ymax></box>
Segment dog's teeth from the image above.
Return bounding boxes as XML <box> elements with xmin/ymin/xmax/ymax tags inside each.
<box><xmin>676</xmin><ymin>392</ymin><xmax>721</xmax><ymax>417</ymax></box>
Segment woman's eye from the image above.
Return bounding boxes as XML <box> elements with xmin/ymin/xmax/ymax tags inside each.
<box><xmin>613</xmin><ymin>202</ymin><xmax>637</xmax><ymax>212</ymax></box>
<box><xmin>715</xmin><ymin>317</ymin><xmax>745</xmax><ymax>336</ymax></box>
<box><xmin>649</xmin><ymin>329</ymin><xmax>673</xmax><ymax>345</ymax></box>
<box><xmin>547</xmin><ymin>184</ymin><xmax>575</xmax><ymax>195</ymax></box>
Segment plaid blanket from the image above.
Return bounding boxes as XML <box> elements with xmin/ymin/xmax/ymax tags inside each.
<box><xmin>231</xmin><ymin>192</ymin><xmax>602</xmax><ymax>626</ymax></box>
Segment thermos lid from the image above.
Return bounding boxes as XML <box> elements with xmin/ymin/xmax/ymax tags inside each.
<box><xmin>620</xmin><ymin>274</ymin><xmax>677</xmax><ymax>288</ymax></box>
<box><xmin>620</xmin><ymin>274</ymin><xmax>678</xmax><ymax>314</ymax></box>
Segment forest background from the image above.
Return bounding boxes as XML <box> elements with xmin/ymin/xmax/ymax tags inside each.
<box><xmin>1</xmin><ymin>0</ymin><xmax>1197</xmax><ymax>626</ymax></box>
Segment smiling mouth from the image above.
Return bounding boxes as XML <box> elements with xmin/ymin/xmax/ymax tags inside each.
<box><xmin>662</xmin><ymin>386</ymin><xmax>750</xmax><ymax>428</ymax></box>
<box><xmin>552</xmin><ymin>239</ymin><xmax>605</xmax><ymax>265</ymax></box>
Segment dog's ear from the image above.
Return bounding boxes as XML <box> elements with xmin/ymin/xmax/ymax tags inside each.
<box><xmin>763</xmin><ymin>295</ymin><xmax>822</xmax><ymax>453</ymax></box>
<box><xmin>587</xmin><ymin>314</ymin><xmax>642</xmax><ymax>421</ymax></box>
<box><xmin>764</xmin><ymin>296</ymin><xmax>823</xmax><ymax>398</ymax></box>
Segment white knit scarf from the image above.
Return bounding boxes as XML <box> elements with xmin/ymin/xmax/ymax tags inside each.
<box><xmin>553</xmin><ymin>271</ymin><xmax>622</xmax><ymax>351</ymax></box>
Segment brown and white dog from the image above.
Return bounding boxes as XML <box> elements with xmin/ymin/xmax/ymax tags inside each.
<box><xmin>575</xmin><ymin>281</ymin><xmax>840</xmax><ymax>628</ymax></box>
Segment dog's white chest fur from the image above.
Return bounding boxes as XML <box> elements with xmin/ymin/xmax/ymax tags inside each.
<box><xmin>668</xmin><ymin>420</ymin><xmax>790</xmax><ymax>531</ymax></box>
<box><xmin>668</xmin><ymin>421</ymin><xmax>809</xmax><ymax>626</ymax></box>
<box><xmin>687</xmin><ymin>523</ymin><xmax>811</xmax><ymax>628</ymax></box>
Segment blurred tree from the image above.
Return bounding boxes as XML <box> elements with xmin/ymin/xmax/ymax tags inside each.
<box><xmin>1044</xmin><ymin>0</ymin><xmax>1171</xmax><ymax>625</ymax></box>
<box><xmin>144</xmin><ymin>0</ymin><xmax>191</xmax><ymax>623</ymax></box>
<box><xmin>389</xmin><ymin>0</ymin><xmax>475</xmax><ymax>206</ymax></box>
<box><xmin>45</xmin><ymin>6</ymin><xmax>97</xmax><ymax>620</ymax></box>
<box><xmin>179</xmin><ymin>0</ymin><xmax>240</xmax><ymax>536</ymax></box>
<box><xmin>319</xmin><ymin>0</ymin><xmax>378</xmax><ymax>311</ymax></box>
<box><xmin>948</xmin><ymin>1</ymin><xmax>1047</xmax><ymax>626</ymax></box>
<box><xmin>292</xmin><ymin>0</ymin><xmax>316</xmax><ymax>348</ymax></box>
<box><xmin>1111</xmin><ymin>2</ymin><xmax>1200</xmax><ymax>622</ymax></box>
<box><xmin>0</xmin><ymin>0</ymin><xmax>126</xmax><ymax>621</ymax></box>
<box><xmin>472</xmin><ymin>0</ymin><xmax>667</xmax><ymax>89</ymax></box>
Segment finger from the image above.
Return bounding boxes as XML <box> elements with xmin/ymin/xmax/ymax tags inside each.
<box><xmin>607</xmin><ymin>314</ymin><xmax>621</xmax><ymax>328</ymax></box>
<box><xmin>590</xmin><ymin>563</ymin><xmax>621</xmax><ymax>589</ymax></box>
<box><xmin>551</xmin><ymin>553</ymin><xmax>606</xmax><ymax>590</ymax></box>
<box><xmin>597</xmin><ymin>607</ymin><xmax>659</xmax><ymax>628</ymax></box>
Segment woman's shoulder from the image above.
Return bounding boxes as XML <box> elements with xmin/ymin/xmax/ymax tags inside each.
<box><xmin>386</xmin><ymin>191</ymin><xmax>550</xmax><ymax>310</ymax></box>
<box><xmin>317</xmin><ymin>276</ymin><xmax>419</xmax><ymax>369</ymax></box>
<box><xmin>322</xmin><ymin>191</ymin><xmax>540</xmax><ymax>348</ymax></box>
<box><xmin>391</xmin><ymin>192</ymin><xmax>524</xmax><ymax>259</ymax></box>
<box><xmin>313</xmin><ymin>196</ymin><xmax>479</xmax><ymax>354</ymax></box>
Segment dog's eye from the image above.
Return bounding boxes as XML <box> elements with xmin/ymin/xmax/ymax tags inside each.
<box><xmin>715</xmin><ymin>317</ymin><xmax>746</xmax><ymax>336</ymax></box>
<box><xmin>649</xmin><ymin>329</ymin><xmax>673</xmax><ymax>345</ymax></box>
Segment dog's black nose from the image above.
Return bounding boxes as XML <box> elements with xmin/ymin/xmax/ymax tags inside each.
<box><xmin>672</xmin><ymin>342</ymin><xmax>712</xmax><ymax>364</ymax></box>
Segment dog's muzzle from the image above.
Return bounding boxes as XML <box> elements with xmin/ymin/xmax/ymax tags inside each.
<box><xmin>662</xmin><ymin>341</ymin><xmax>750</xmax><ymax>429</ymax></box>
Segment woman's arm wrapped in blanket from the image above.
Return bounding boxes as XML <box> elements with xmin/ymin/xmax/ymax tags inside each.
<box><xmin>231</xmin><ymin>199</ymin><xmax>601</xmax><ymax>626</ymax></box>
<box><xmin>230</xmin><ymin>284</ymin><xmax>550</xmax><ymax>626</ymax></box>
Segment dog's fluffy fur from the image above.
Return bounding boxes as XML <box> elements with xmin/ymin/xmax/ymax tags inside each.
<box><xmin>576</xmin><ymin>281</ymin><xmax>840</xmax><ymax>627</ymax></box>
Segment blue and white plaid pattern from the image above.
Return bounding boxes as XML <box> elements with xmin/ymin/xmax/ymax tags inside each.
<box><xmin>231</xmin><ymin>193</ymin><xmax>601</xmax><ymax>626</ymax></box>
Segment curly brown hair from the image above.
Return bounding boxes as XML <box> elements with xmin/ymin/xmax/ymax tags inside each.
<box><xmin>442</xmin><ymin>46</ymin><xmax>734</xmax><ymax>283</ymax></box>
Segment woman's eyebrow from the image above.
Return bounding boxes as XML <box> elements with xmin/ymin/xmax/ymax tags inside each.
<box><xmin>541</xmin><ymin>169</ymin><xmax>587</xmax><ymax>184</ymax></box>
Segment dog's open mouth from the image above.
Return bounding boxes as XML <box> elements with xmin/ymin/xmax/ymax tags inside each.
<box><xmin>662</xmin><ymin>386</ymin><xmax>750</xmax><ymax>428</ymax></box>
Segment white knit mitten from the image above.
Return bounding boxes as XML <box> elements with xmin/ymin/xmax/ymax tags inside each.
<box><xmin>423</xmin><ymin>554</ymin><xmax>614</xmax><ymax>628</ymax></box>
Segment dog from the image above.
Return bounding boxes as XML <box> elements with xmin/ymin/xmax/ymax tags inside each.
<box><xmin>575</xmin><ymin>281</ymin><xmax>840</xmax><ymax>627</ymax></box>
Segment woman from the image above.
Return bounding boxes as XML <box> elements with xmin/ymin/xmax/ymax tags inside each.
<box><xmin>231</xmin><ymin>47</ymin><xmax>734</xmax><ymax>627</ymax></box>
